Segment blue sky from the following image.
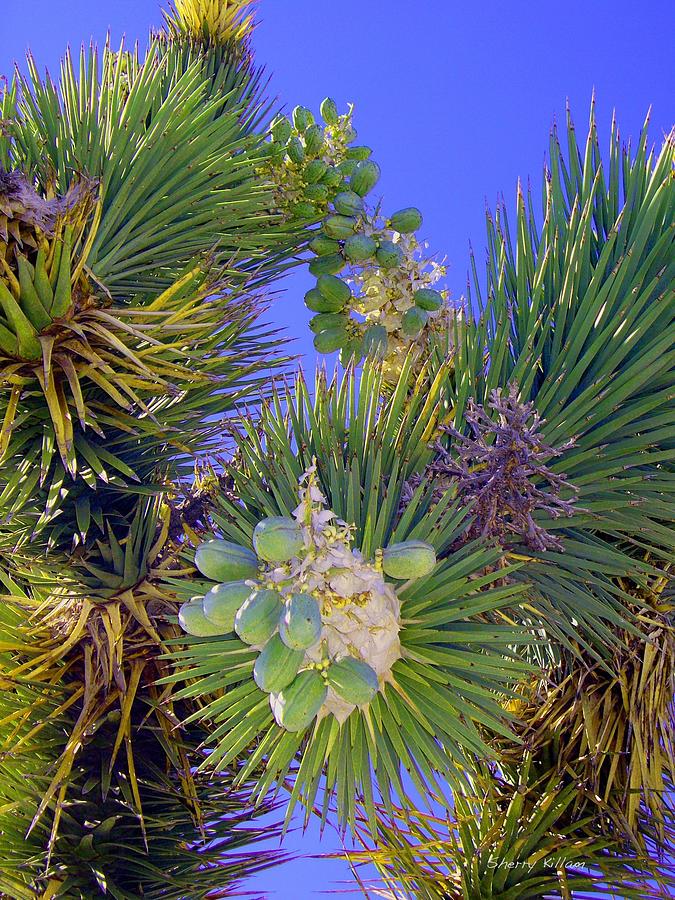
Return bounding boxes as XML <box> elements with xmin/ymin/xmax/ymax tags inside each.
<box><xmin>3</xmin><ymin>0</ymin><xmax>673</xmax><ymax>896</ymax></box>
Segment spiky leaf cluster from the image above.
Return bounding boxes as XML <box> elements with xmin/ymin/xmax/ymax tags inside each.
<box><xmin>417</xmin><ymin>107</ymin><xmax>675</xmax><ymax>661</ymax></box>
<box><xmin>356</xmin><ymin>107</ymin><xmax>674</xmax><ymax>895</ymax></box>
<box><xmin>347</xmin><ymin>758</ymin><xmax>670</xmax><ymax>899</ymax></box>
<box><xmin>164</xmin><ymin>360</ymin><xmax>533</xmax><ymax>830</ymax></box>
<box><xmin>0</xmin><ymin>35</ymin><xmax>302</xmax><ymax>548</ymax></box>
<box><xmin>0</xmin><ymin>4</ymin><xmax>302</xmax><ymax>893</ymax></box>
<box><xmin>0</xmin><ymin>673</ymin><xmax>285</xmax><ymax>898</ymax></box>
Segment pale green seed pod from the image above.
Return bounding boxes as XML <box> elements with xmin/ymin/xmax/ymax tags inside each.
<box><xmin>376</xmin><ymin>240</ymin><xmax>405</xmax><ymax>269</ymax></box>
<box><xmin>314</xmin><ymin>327</ymin><xmax>349</xmax><ymax>353</ymax></box>
<box><xmin>271</xmin><ymin>115</ymin><xmax>292</xmax><ymax>144</ymax></box>
<box><xmin>343</xmin><ymin>234</ymin><xmax>377</xmax><ymax>262</ymax></box>
<box><xmin>320</xmin><ymin>167</ymin><xmax>343</xmax><ymax>191</ymax></box>
<box><xmin>309</xmin><ymin>312</ymin><xmax>349</xmax><ymax>334</ymax></box>
<box><xmin>333</xmin><ymin>190</ymin><xmax>365</xmax><ymax>217</ymax></box>
<box><xmin>304</xmin><ymin>159</ymin><xmax>328</xmax><ymax>183</ymax></box>
<box><xmin>234</xmin><ymin>589</ymin><xmax>282</xmax><ymax>645</ymax></box>
<box><xmin>203</xmin><ymin>581</ymin><xmax>252</xmax><ymax>631</ymax></box>
<box><xmin>179</xmin><ymin>598</ymin><xmax>227</xmax><ymax>637</ymax></box>
<box><xmin>328</xmin><ymin>656</ymin><xmax>379</xmax><ymax>706</ymax></box>
<box><xmin>304</xmin><ymin>286</ymin><xmax>345</xmax><ymax>313</ymax></box>
<box><xmin>291</xmin><ymin>201</ymin><xmax>317</xmax><ymax>220</ymax></box>
<box><xmin>323</xmin><ymin>215</ymin><xmax>358</xmax><ymax>240</ymax></box>
<box><xmin>388</xmin><ymin>207</ymin><xmax>423</xmax><ymax>234</ymax></box>
<box><xmin>270</xmin><ymin>669</ymin><xmax>328</xmax><ymax>732</ymax></box>
<box><xmin>309</xmin><ymin>235</ymin><xmax>341</xmax><ymax>256</ymax></box>
<box><xmin>253</xmin><ymin>516</ymin><xmax>305</xmax><ymax>563</ymax></box>
<box><xmin>292</xmin><ymin>105</ymin><xmax>314</xmax><ymax>132</ymax></box>
<box><xmin>362</xmin><ymin>323</ymin><xmax>388</xmax><ymax>358</ymax></box>
<box><xmin>253</xmin><ymin>634</ymin><xmax>304</xmax><ymax>693</ymax></box>
<box><xmin>194</xmin><ymin>540</ymin><xmax>258</xmax><ymax>582</ymax></box>
<box><xmin>279</xmin><ymin>593</ymin><xmax>323</xmax><ymax>650</ymax></box>
<box><xmin>414</xmin><ymin>288</ymin><xmax>443</xmax><ymax>311</ymax></box>
<box><xmin>346</xmin><ymin>146</ymin><xmax>372</xmax><ymax>160</ymax></box>
<box><xmin>382</xmin><ymin>539</ymin><xmax>437</xmax><ymax>580</ymax></box>
<box><xmin>305</xmin><ymin>183</ymin><xmax>329</xmax><ymax>202</ymax></box>
<box><xmin>350</xmin><ymin>160</ymin><xmax>381</xmax><ymax>197</ymax></box>
<box><xmin>304</xmin><ymin>124</ymin><xmax>324</xmax><ymax>156</ymax></box>
<box><xmin>401</xmin><ymin>306</ymin><xmax>428</xmax><ymax>336</ymax></box>
<box><xmin>339</xmin><ymin>338</ymin><xmax>364</xmax><ymax>367</ymax></box>
<box><xmin>337</xmin><ymin>159</ymin><xmax>359</xmax><ymax>178</ymax></box>
<box><xmin>320</xmin><ymin>97</ymin><xmax>339</xmax><ymax>124</ymax></box>
<box><xmin>308</xmin><ymin>253</ymin><xmax>346</xmax><ymax>277</ymax></box>
<box><xmin>287</xmin><ymin>136</ymin><xmax>305</xmax><ymax>165</ymax></box>
<box><xmin>316</xmin><ymin>274</ymin><xmax>351</xmax><ymax>307</ymax></box>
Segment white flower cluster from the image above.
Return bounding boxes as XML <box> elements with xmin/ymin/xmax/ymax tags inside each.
<box><xmin>262</xmin><ymin>465</ymin><xmax>401</xmax><ymax>723</ymax></box>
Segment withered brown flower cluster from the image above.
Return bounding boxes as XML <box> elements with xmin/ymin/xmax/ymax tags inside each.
<box><xmin>405</xmin><ymin>384</ymin><xmax>579</xmax><ymax>552</ymax></box>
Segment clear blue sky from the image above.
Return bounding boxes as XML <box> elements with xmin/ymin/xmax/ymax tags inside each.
<box><xmin>3</xmin><ymin>1</ymin><xmax>674</xmax><ymax>896</ymax></box>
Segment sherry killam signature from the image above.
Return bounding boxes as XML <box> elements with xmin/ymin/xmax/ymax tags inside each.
<box><xmin>486</xmin><ymin>858</ymin><xmax>586</xmax><ymax>871</ymax></box>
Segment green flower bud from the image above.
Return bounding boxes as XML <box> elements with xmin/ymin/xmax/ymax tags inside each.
<box><xmin>320</xmin><ymin>97</ymin><xmax>339</xmax><ymax>124</ymax></box>
<box><xmin>308</xmin><ymin>252</ymin><xmax>345</xmax><ymax>276</ymax></box>
<box><xmin>401</xmin><ymin>306</ymin><xmax>429</xmax><ymax>336</ymax></box>
<box><xmin>333</xmin><ymin>190</ymin><xmax>365</xmax><ymax>217</ymax></box>
<box><xmin>388</xmin><ymin>207</ymin><xmax>423</xmax><ymax>234</ymax></box>
<box><xmin>343</xmin><ymin>233</ymin><xmax>377</xmax><ymax>262</ymax></box>
<box><xmin>292</xmin><ymin>105</ymin><xmax>314</xmax><ymax>132</ymax></box>
<box><xmin>323</xmin><ymin>215</ymin><xmax>358</xmax><ymax>240</ymax></box>
<box><xmin>376</xmin><ymin>240</ymin><xmax>405</xmax><ymax>269</ymax></box>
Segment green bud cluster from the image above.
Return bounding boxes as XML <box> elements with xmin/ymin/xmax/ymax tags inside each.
<box><xmin>259</xmin><ymin>100</ymin><xmax>368</xmax><ymax>225</ymax></box>
<box><xmin>259</xmin><ymin>98</ymin><xmax>453</xmax><ymax>370</ymax></box>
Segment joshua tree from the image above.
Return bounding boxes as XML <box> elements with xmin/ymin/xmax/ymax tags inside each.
<box><xmin>1</xmin><ymin>1</ymin><xmax>673</xmax><ymax>898</ymax></box>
